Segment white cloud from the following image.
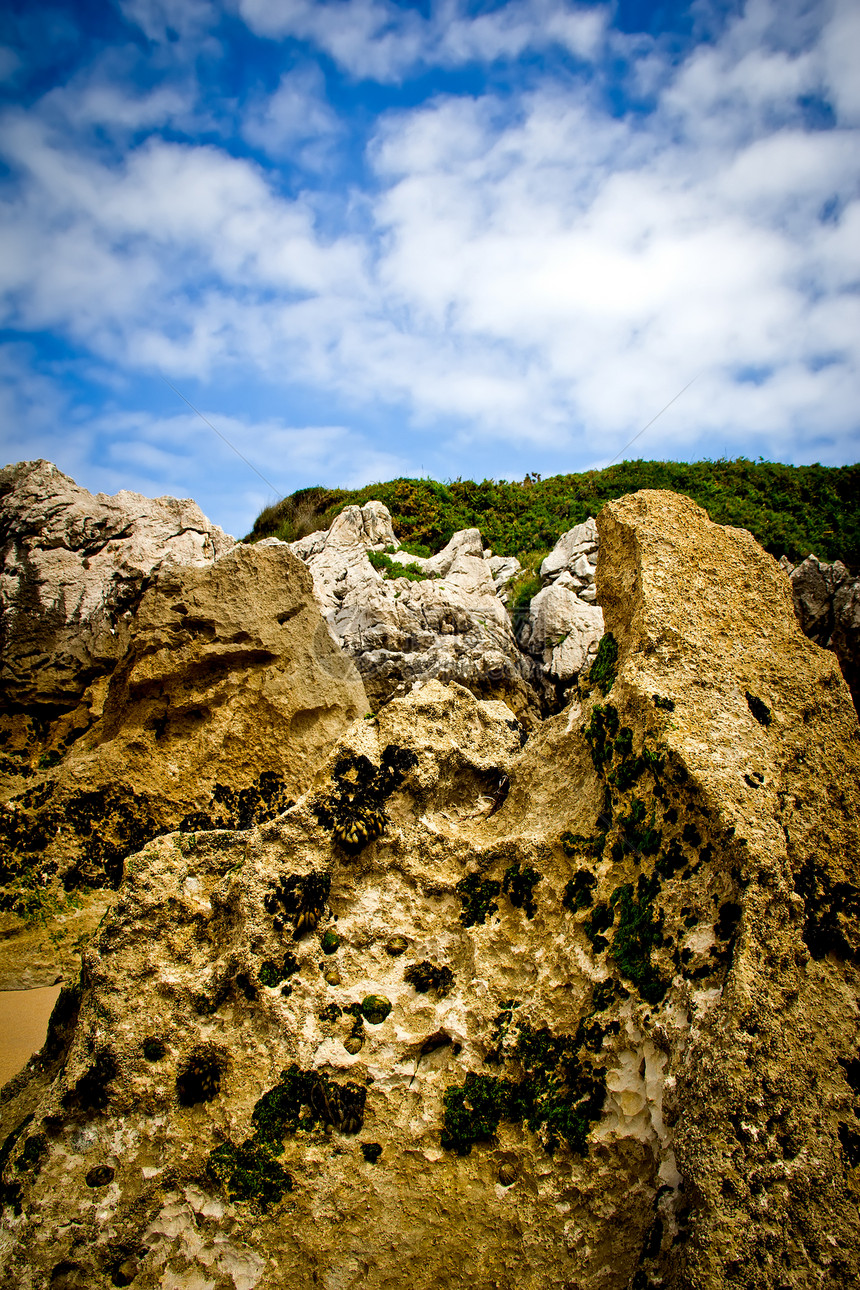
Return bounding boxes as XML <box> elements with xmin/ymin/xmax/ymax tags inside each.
<box><xmin>242</xmin><ymin>64</ymin><xmax>341</xmax><ymax>163</ymax></box>
<box><xmin>1</xmin><ymin>0</ymin><xmax>858</xmax><ymax>493</ymax></box>
<box><xmin>237</xmin><ymin>0</ymin><xmax>607</xmax><ymax>81</ymax></box>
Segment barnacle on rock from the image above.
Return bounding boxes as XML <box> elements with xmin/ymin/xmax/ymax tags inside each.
<box><xmin>259</xmin><ymin>951</ymin><xmax>300</xmax><ymax>988</ymax></box>
<box><xmin>385</xmin><ymin>935</ymin><xmax>408</xmax><ymax>955</ymax></box>
<box><xmin>265</xmin><ymin>871</ymin><xmax>332</xmax><ymax>937</ymax></box>
<box><xmin>313</xmin><ymin>746</ymin><xmax>417</xmax><ymax>855</ymax></box>
<box><xmin>320</xmin><ymin>930</ymin><xmax>341</xmax><ymax>955</ymax></box>
<box><xmin>404</xmin><ymin>961</ymin><xmax>454</xmax><ymax>996</ymax></box>
<box><xmin>252</xmin><ymin>1064</ymin><xmax>367</xmax><ymax>1141</ymax></box>
<box><xmin>176</xmin><ymin>1043</ymin><xmax>226</xmax><ymax>1107</ymax></box>
<box><xmin>361</xmin><ymin>995</ymin><xmax>392</xmax><ymax>1025</ymax></box>
<box><xmin>361</xmin><ymin>1142</ymin><xmax>382</xmax><ymax>1164</ymax></box>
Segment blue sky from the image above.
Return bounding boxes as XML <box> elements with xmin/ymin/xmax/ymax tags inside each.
<box><xmin>1</xmin><ymin>0</ymin><xmax>858</xmax><ymax>536</ymax></box>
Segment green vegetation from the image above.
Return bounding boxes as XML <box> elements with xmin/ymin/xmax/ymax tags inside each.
<box><xmin>502</xmin><ymin>860</ymin><xmax>541</xmax><ymax>918</ymax></box>
<box><xmin>587</xmin><ymin>633</ymin><xmax>618</xmax><ymax>695</ymax></box>
<box><xmin>247</xmin><ymin>460</ymin><xmax>860</xmax><ymax>571</ymax></box>
<box><xmin>367</xmin><ymin>549</ymin><xmax>436</xmax><ymax>582</ymax></box>
<box><xmin>441</xmin><ymin>1018</ymin><xmax>605</xmax><ymax>1157</ymax></box>
<box><xmin>456</xmin><ymin>873</ymin><xmax>502</xmax><ymax>926</ymax></box>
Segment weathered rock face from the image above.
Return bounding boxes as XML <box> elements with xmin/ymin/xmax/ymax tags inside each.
<box><xmin>0</xmin><ymin>460</ymin><xmax>234</xmax><ymax>716</ymax></box>
<box><xmin>289</xmin><ymin>502</ymin><xmax>545</xmax><ymax>721</ymax></box>
<box><xmin>3</xmin><ymin>490</ymin><xmax>859</xmax><ymax>1290</ymax></box>
<box><xmin>0</xmin><ymin>538</ymin><xmax>367</xmax><ymax>989</ymax></box>
<box><xmin>782</xmin><ymin>553</ymin><xmax>860</xmax><ymax>711</ymax></box>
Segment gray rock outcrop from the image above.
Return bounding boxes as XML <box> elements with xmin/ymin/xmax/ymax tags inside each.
<box><xmin>0</xmin><ymin>459</ymin><xmax>234</xmax><ymax>714</ymax></box>
<box><xmin>3</xmin><ymin>491</ymin><xmax>860</xmax><ymax>1289</ymax></box>
<box><xmin>781</xmin><ymin>553</ymin><xmax>859</xmax><ymax>709</ymax></box>
<box><xmin>288</xmin><ymin>503</ymin><xmax>543</xmax><ymax>721</ymax></box>
<box><xmin>287</xmin><ymin>502</ymin><xmax>607</xmax><ymax>717</ymax></box>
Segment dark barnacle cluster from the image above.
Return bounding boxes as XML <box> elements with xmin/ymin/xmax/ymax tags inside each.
<box><xmin>404</xmin><ymin>961</ymin><xmax>454</xmax><ymax>996</ymax></box>
<box><xmin>252</xmin><ymin>1064</ymin><xmax>367</xmax><ymax>1140</ymax></box>
<box><xmin>179</xmin><ymin>771</ymin><xmax>294</xmax><ymax>833</ymax></box>
<box><xmin>313</xmin><ymin>745</ymin><xmax>417</xmax><ymax>855</ymax></box>
<box><xmin>264</xmin><ymin>870</ymin><xmax>332</xmax><ymax>938</ymax></box>
<box><xmin>176</xmin><ymin>1043</ymin><xmax>226</xmax><ymax>1107</ymax></box>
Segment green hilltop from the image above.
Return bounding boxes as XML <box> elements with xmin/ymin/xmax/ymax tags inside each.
<box><xmin>248</xmin><ymin>459</ymin><xmax>860</xmax><ymax>573</ymax></box>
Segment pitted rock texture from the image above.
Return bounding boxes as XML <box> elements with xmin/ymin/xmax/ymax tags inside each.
<box><xmin>781</xmin><ymin>553</ymin><xmax>860</xmax><ymax>712</ymax></box>
<box><xmin>3</xmin><ymin>492</ymin><xmax>859</xmax><ymax>1290</ymax></box>
<box><xmin>288</xmin><ymin>502</ymin><xmax>546</xmax><ymax>721</ymax></box>
<box><xmin>0</xmin><ymin>541</ymin><xmax>366</xmax><ymax>989</ymax></box>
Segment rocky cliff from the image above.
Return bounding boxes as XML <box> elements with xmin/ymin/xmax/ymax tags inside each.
<box><xmin>2</xmin><ymin>486</ymin><xmax>859</xmax><ymax>1290</ymax></box>
<box><xmin>0</xmin><ymin>463</ymin><xmax>367</xmax><ymax>989</ymax></box>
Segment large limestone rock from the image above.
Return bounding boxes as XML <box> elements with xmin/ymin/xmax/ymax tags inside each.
<box><xmin>0</xmin><ymin>459</ymin><xmax>234</xmax><ymax>716</ymax></box>
<box><xmin>0</xmin><ymin>541</ymin><xmax>367</xmax><ymax>989</ymax></box>
<box><xmin>4</xmin><ymin>491</ymin><xmax>859</xmax><ymax>1289</ymax></box>
<box><xmin>289</xmin><ymin>502</ymin><xmax>542</xmax><ymax>720</ymax></box>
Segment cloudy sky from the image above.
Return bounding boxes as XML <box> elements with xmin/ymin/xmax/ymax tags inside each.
<box><xmin>1</xmin><ymin>0</ymin><xmax>858</xmax><ymax>536</ymax></box>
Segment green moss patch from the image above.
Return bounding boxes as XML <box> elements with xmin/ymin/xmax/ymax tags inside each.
<box><xmin>208</xmin><ymin>1137</ymin><xmax>292</xmax><ymax>1211</ymax></box>
<box><xmin>587</xmin><ymin>633</ymin><xmax>618</xmax><ymax>695</ymax></box>
<box><xmin>563</xmin><ymin>870</ymin><xmax>597</xmax><ymax>912</ymax></box>
<box><xmin>456</xmin><ymin>873</ymin><xmax>502</xmax><ymax>926</ymax></box>
<box><xmin>442</xmin><ymin>1019</ymin><xmax>605</xmax><ymax>1157</ymax></box>
<box><xmin>502</xmin><ymin>861</ymin><xmax>541</xmax><ymax>918</ymax></box>
<box><xmin>609</xmin><ymin>875</ymin><xmax>668</xmax><ymax>1004</ymax></box>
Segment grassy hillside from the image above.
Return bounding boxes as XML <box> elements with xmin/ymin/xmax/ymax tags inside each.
<box><xmin>247</xmin><ymin>459</ymin><xmax>860</xmax><ymax>572</ymax></box>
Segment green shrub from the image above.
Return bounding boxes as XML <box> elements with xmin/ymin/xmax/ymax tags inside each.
<box><xmin>247</xmin><ymin>460</ymin><xmax>860</xmax><ymax>571</ymax></box>
<box><xmin>367</xmin><ymin>550</ymin><xmax>435</xmax><ymax>582</ymax></box>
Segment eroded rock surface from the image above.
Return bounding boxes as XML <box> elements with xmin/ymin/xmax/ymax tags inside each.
<box><xmin>0</xmin><ymin>539</ymin><xmax>366</xmax><ymax>989</ymax></box>
<box><xmin>3</xmin><ymin>491</ymin><xmax>859</xmax><ymax>1289</ymax></box>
